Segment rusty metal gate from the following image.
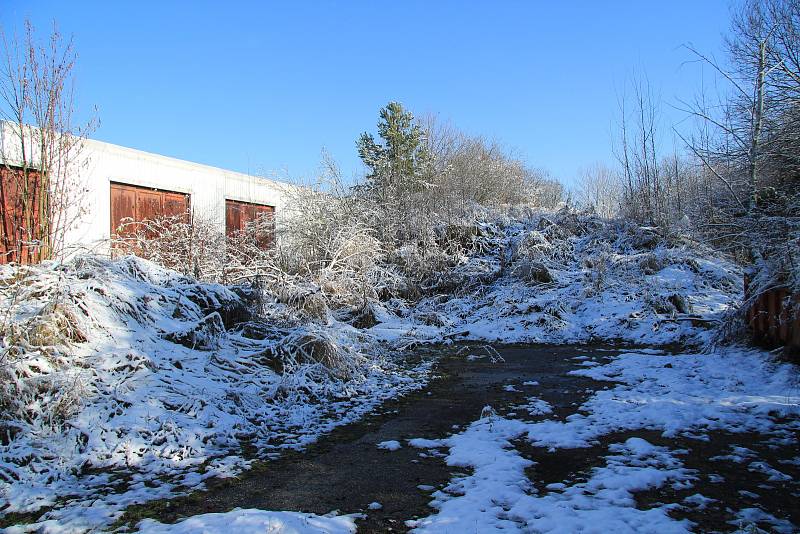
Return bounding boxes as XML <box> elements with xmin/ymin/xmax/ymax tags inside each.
<box><xmin>745</xmin><ymin>280</ymin><xmax>800</xmax><ymax>357</ymax></box>
<box><xmin>225</xmin><ymin>199</ymin><xmax>274</xmax><ymax>248</ymax></box>
<box><xmin>110</xmin><ymin>182</ymin><xmax>190</xmax><ymax>238</ymax></box>
<box><xmin>0</xmin><ymin>165</ymin><xmax>46</xmax><ymax>264</ymax></box>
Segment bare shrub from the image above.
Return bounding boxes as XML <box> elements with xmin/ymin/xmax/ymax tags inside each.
<box><xmin>515</xmin><ymin>227</ymin><xmax>573</xmax><ymax>267</ymax></box>
<box><xmin>637</xmin><ymin>253</ymin><xmax>663</xmax><ymax>275</ymax></box>
<box><xmin>281</xmin><ymin>329</ymin><xmax>363</xmax><ymax>380</ymax></box>
<box><xmin>673</xmin><ymin>0</ymin><xmax>800</xmax><ymax>344</ymax></box>
<box><xmin>111</xmin><ymin>211</ymin><xmax>281</xmax><ymax>285</ymax></box>
<box><xmin>575</xmin><ymin>163</ymin><xmax>621</xmax><ymax>219</ymax></box>
<box><xmin>112</xmin><ymin>214</ymin><xmax>222</xmax><ymax>278</ymax></box>
<box><xmin>0</xmin><ymin>20</ymin><xmax>95</xmax><ymax>263</ymax></box>
<box><xmin>511</xmin><ymin>261</ymin><xmax>553</xmax><ymax>285</ymax></box>
<box><xmin>420</xmin><ymin>113</ymin><xmax>563</xmax><ymax>215</ymax></box>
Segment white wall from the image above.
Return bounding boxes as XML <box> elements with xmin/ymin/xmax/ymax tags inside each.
<box><xmin>0</xmin><ymin>122</ymin><xmax>299</xmax><ymax>257</ymax></box>
<box><xmin>69</xmin><ymin>138</ymin><xmax>297</xmax><ymax>255</ymax></box>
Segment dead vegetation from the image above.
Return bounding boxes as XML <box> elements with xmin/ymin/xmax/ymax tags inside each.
<box><xmin>0</xmin><ymin>253</ymin><xmax>431</xmax><ymax>524</ymax></box>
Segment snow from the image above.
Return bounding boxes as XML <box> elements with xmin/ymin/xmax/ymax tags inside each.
<box><xmin>553</xmin><ymin>349</ymin><xmax>800</xmax><ymax>445</ymax></box>
<box><xmin>747</xmin><ymin>461</ymin><xmax>792</xmax><ymax>482</ymax></box>
<box><xmin>0</xmin><ymin>211</ymin><xmax>790</xmax><ymax>532</ymax></box>
<box><xmin>407</xmin><ymin>417</ymin><xmax>692</xmax><ymax>533</ymax></box>
<box><xmin>0</xmin><ymin>256</ymin><xmax>429</xmax><ymax>531</ymax></box>
<box><xmin>513</xmin><ymin>396</ymin><xmax>553</xmax><ymax>417</ymax></box>
<box><xmin>136</xmin><ymin>509</ymin><xmax>356</xmax><ymax>534</ymax></box>
<box><xmin>406</xmin><ymin>346</ymin><xmax>799</xmax><ymax>533</ymax></box>
<box><xmin>682</xmin><ymin>493</ymin><xmax>715</xmax><ymax>510</ymax></box>
<box><xmin>408</xmin><ymin>438</ymin><xmax>445</xmax><ymax>449</ymax></box>
<box><xmin>730</xmin><ymin>508</ymin><xmax>796</xmax><ymax>533</ymax></box>
<box><xmin>366</xmin><ymin>502</ymin><xmax>382</xmax><ymax>510</ymax></box>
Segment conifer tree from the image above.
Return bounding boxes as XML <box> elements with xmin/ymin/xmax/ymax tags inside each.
<box><xmin>357</xmin><ymin>101</ymin><xmax>429</xmax><ymax>201</ymax></box>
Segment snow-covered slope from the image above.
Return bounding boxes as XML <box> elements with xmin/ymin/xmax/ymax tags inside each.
<box><xmin>0</xmin><ymin>256</ymin><xmax>427</xmax><ymax>530</ymax></box>
<box><xmin>372</xmin><ymin>211</ymin><xmax>742</xmax><ymax>347</ymax></box>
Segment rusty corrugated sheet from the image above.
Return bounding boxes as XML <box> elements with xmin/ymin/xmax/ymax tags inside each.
<box><xmin>746</xmin><ymin>279</ymin><xmax>799</xmax><ymax>356</ymax></box>
<box><xmin>225</xmin><ymin>199</ymin><xmax>274</xmax><ymax>248</ymax></box>
<box><xmin>0</xmin><ymin>165</ymin><xmax>46</xmax><ymax>264</ymax></box>
<box><xmin>163</xmin><ymin>192</ymin><xmax>190</xmax><ymax>220</ymax></box>
<box><xmin>225</xmin><ymin>199</ymin><xmax>242</xmax><ymax>238</ymax></box>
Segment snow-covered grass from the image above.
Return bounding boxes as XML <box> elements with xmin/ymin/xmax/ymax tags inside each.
<box><xmin>370</xmin><ymin>210</ymin><xmax>742</xmax><ymax>348</ymax></box>
<box><xmin>406</xmin><ymin>346</ymin><xmax>799</xmax><ymax>533</ymax></box>
<box><xmin>136</xmin><ymin>509</ymin><xmax>356</xmax><ymax>534</ymax></box>
<box><xmin>0</xmin><ymin>256</ymin><xmax>428</xmax><ymax>531</ymax></box>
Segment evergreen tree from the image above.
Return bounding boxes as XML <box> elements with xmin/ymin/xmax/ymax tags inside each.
<box><xmin>357</xmin><ymin>102</ymin><xmax>429</xmax><ymax>200</ymax></box>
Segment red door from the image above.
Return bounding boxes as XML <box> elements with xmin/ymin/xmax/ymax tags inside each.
<box><xmin>225</xmin><ymin>199</ymin><xmax>274</xmax><ymax>248</ymax></box>
<box><xmin>0</xmin><ymin>165</ymin><xmax>45</xmax><ymax>264</ymax></box>
<box><xmin>110</xmin><ymin>182</ymin><xmax>190</xmax><ymax>238</ymax></box>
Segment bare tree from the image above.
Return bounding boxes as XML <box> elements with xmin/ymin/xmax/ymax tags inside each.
<box><xmin>0</xmin><ymin>20</ymin><xmax>94</xmax><ymax>263</ymax></box>
<box><xmin>614</xmin><ymin>74</ymin><xmax>674</xmax><ymax>227</ymax></box>
<box><xmin>678</xmin><ymin>0</ymin><xmax>800</xmax><ymax>296</ymax></box>
<box><xmin>419</xmin><ymin>113</ymin><xmax>563</xmax><ymax>216</ymax></box>
<box><xmin>575</xmin><ymin>163</ymin><xmax>621</xmax><ymax>218</ymax></box>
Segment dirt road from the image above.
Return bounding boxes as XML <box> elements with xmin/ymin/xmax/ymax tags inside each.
<box><xmin>121</xmin><ymin>344</ymin><xmax>799</xmax><ymax>533</ymax></box>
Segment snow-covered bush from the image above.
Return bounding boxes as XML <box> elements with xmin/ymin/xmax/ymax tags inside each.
<box><xmin>0</xmin><ymin>268</ymin><xmax>89</xmax><ymax>435</ymax></box>
<box><xmin>0</xmin><ymin>255</ymin><xmax>426</xmax><ymax>521</ymax></box>
<box><xmin>397</xmin><ymin>207</ymin><xmax>744</xmax><ymax>347</ymax></box>
<box><xmin>111</xmin><ymin>213</ymin><xmax>274</xmax><ymax>284</ymax></box>
<box><xmin>258</xmin><ymin>176</ymin><xmax>517</xmax><ymax>317</ymax></box>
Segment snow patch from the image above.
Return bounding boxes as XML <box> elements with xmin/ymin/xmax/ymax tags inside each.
<box><xmin>136</xmin><ymin>509</ymin><xmax>357</xmax><ymax>534</ymax></box>
<box><xmin>408</xmin><ymin>347</ymin><xmax>799</xmax><ymax>532</ymax></box>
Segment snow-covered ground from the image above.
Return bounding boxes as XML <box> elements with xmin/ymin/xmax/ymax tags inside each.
<box><xmin>136</xmin><ymin>509</ymin><xmax>357</xmax><ymax>534</ymax></box>
<box><xmin>406</xmin><ymin>348</ymin><xmax>799</xmax><ymax>533</ymax></box>
<box><xmin>0</xmin><ymin>257</ymin><xmax>429</xmax><ymax>532</ymax></box>
<box><xmin>2</xmin><ymin>211</ymin><xmax>793</xmax><ymax>533</ymax></box>
<box><xmin>128</xmin><ymin>346</ymin><xmax>800</xmax><ymax>534</ymax></box>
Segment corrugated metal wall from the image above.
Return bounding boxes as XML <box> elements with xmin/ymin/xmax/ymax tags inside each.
<box><xmin>745</xmin><ymin>279</ymin><xmax>800</xmax><ymax>356</ymax></box>
<box><xmin>0</xmin><ymin>165</ymin><xmax>45</xmax><ymax>264</ymax></box>
<box><xmin>110</xmin><ymin>182</ymin><xmax>190</xmax><ymax>237</ymax></box>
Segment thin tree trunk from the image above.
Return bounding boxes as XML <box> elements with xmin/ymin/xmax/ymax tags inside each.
<box><xmin>749</xmin><ymin>39</ymin><xmax>767</xmax><ymax>214</ymax></box>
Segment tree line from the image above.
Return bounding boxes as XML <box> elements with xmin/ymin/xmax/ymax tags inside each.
<box><xmin>576</xmin><ymin>0</ymin><xmax>799</xmax><ymax>294</ymax></box>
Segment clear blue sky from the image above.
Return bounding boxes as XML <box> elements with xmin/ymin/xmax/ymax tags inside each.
<box><xmin>2</xmin><ymin>1</ymin><xmax>733</xmax><ymax>186</ymax></box>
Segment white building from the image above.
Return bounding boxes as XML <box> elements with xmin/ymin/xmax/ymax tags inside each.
<box><xmin>0</xmin><ymin>122</ymin><xmax>297</xmax><ymax>262</ymax></box>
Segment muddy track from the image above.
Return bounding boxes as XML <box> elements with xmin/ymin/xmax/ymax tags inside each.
<box><xmin>120</xmin><ymin>344</ymin><xmax>799</xmax><ymax>533</ymax></box>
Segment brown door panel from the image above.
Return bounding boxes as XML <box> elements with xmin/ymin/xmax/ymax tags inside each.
<box><xmin>225</xmin><ymin>199</ymin><xmax>274</xmax><ymax>248</ymax></box>
<box><xmin>110</xmin><ymin>185</ymin><xmax>136</xmax><ymax>236</ymax></box>
<box><xmin>110</xmin><ymin>182</ymin><xmax>191</xmax><ymax>240</ymax></box>
<box><xmin>163</xmin><ymin>192</ymin><xmax>190</xmax><ymax>222</ymax></box>
<box><xmin>1</xmin><ymin>166</ymin><xmax>45</xmax><ymax>264</ymax></box>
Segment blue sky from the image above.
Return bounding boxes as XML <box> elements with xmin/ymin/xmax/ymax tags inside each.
<box><xmin>2</xmin><ymin>1</ymin><xmax>733</xmax><ymax>186</ymax></box>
